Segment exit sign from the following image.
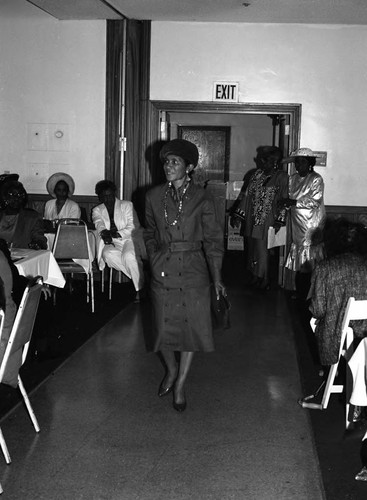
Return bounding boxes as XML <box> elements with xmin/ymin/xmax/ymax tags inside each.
<box><xmin>213</xmin><ymin>81</ymin><xmax>239</xmax><ymax>102</ymax></box>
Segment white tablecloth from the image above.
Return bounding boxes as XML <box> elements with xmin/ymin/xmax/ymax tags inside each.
<box><xmin>11</xmin><ymin>249</ymin><xmax>66</xmax><ymax>288</ymax></box>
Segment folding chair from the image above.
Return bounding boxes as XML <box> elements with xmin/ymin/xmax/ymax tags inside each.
<box><xmin>52</xmin><ymin>218</ymin><xmax>95</xmax><ymax>312</ymax></box>
<box><xmin>0</xmin><ymin>309</ymin><xmax>6</xmax><ymax>468</ymax></box>
<box><xmin>299</xmin><ymin>297</ymin><xmax>367</xmax><ymax>429</ymax></box>
<box><xmin>0</xmin><ymin>277</ymin><xmax>43</xmax><ymax>464</ymax></box>
<box><xmin>0</xmin><ymin>310</ymin><xmax>4</xmax><ymax>492</ymax></box>
<box><xmin>0</xmin><ymin>308</ymin><xmax>4</xmax><ymax>338</ymax></box>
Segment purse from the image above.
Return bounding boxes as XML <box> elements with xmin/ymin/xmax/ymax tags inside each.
<box><xmin>210</xmin><ymin>286</ymin><xmax>231</xmax><ymax>331</ymax></box>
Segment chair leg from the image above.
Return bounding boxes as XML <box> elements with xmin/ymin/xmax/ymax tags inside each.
<box><xmin>86</xmin><ymin>274</ymin><xmax>90</xmax><ymax>304</ymax></box>
<box><xmin>18</xmin><ymin>376</ymin><xmax>40</xmax><ymax>433</ymax></box>
<box><xmin>109</xmin><ymin>266</ymin><xmax>113</xmax><ymax>300</ymax></box>
<box><xmin>320</xmin><ymin>362</ymin><xmax>343</xmax><ymax>409</ymax></box>
<box><xmin>0</xmin><ymin>427</ymin><xmax>11</xmax><ymax>464</ymax></box>
<box><xmin>101</xmin><ymin>269</ymin><xmax>104</xmax><ymax>293</ymax></box>
<box><xmin>90</xmin><ymin>273</ymin><xmax>95</xmax><ymax>313</ymax></box>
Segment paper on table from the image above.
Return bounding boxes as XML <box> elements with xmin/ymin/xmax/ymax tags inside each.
<box><xmin>267</xmin><ymin>226</ymin><xmax>286</xmax><ymax>249</ymax></box>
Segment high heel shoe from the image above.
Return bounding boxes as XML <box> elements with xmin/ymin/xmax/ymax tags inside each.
<box><xmin>158</xmin><ymin>377</ymin><xmax>175</xmax><ymax>397</ymax></box>
<box><xmin>173</xmin><ymin>391</ymin><xmax>187</xmax><ymax>412</ymax></box>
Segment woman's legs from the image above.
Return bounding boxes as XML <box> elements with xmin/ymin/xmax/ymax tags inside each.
<box><xmin>174</xmin><ymin>351</ymin><xmax>194</xmax><ymax>404</ymax></box>
<box><xmin>247</xmin><ymin>237</ymin><xmax>270</xmax><ymax>288</ymax></box>
<box><xmin>159</xmin><ymin>350</ymin><xmax>194</xmax><ymax>409</ymax></box>
<box><xmin>160</xmin><ymin>350</ymin><xmax>177</xmax><ymax>390</ymax></box>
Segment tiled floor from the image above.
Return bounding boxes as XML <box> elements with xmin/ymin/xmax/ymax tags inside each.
<box><xmin>0</xmin><ymin>279</ymin><xmax>325</xmax><ymax>499</ymax></box>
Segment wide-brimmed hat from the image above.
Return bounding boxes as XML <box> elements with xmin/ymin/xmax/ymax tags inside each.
<box><xmin>282</xmin><ymin>147</ymin><xmax>318</xmax><ymax>162</ymax></box>
<box><xmin>46</xmin><ymin>172</ymin><xmax>75</xmax><ymax>198</ymax></box>
<box><xmin>159</xmin><ymin>139</ymin><xmax>199</xmax><ymax>167</ymax></box>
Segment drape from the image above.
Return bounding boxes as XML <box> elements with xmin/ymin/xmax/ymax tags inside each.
<box><xmin>105</xmin><ymin>20</ymin><xmax>151</xmax><ymax>223</ymax></box>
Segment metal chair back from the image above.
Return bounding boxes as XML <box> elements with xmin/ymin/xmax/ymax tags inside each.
<box><xmin>52</xmin><ymin>219</ymin><xmax>89</xmax><ymax>261</ymax></box>
<box><xmin>0</xmin><ymin>276</ymin><xmax>43</xmax><ymax>464</ymax></box>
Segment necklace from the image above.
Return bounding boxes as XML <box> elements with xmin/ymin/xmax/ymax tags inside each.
<box><xmin>164</xmin><ymin>180</ymin><xmax>190</xmax><ymax>226</ymax></box>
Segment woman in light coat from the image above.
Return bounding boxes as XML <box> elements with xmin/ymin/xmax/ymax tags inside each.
<box><xmin>92</xmin><ymin>180</ymin><xmax>145</xmax><ymax>302</ymax></box>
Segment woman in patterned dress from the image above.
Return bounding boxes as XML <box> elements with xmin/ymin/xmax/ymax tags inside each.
<box><xmin>232</xmin><ymin>146</ymin><xmax>288</xmax><ymax>289</ymax></box>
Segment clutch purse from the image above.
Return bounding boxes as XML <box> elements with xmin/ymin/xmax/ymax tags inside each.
<box><xmin>211</xmin><ymin>286</ymin><xmax>231</xmax><ymax>331</ymax></box>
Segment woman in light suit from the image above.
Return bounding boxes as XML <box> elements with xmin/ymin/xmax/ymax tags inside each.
<box><xmin>92</xmin><ymin>180</ymin><xmax>145</xmax><ymax>302</ymax></box>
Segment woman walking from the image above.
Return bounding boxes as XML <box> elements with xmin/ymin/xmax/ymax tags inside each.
<box><xmin>144</xmin><ymin>139</ymin><xmax>226</xmax><ymax>412</ymax></box>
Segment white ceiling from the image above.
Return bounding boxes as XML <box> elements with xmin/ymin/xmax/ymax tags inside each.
<box><xmin>26</xmin><ymin>0</ymin><xmax>367</xmax><ymax>25</ymax></box>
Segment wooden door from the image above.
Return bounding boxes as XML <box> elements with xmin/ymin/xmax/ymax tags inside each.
<box><xmin>178</xmin><ymin>125</ymin><xmax>229</xmax><ymax>232</ymax></box>
<box><xmin>178</xmin><ymin>126</ymin><xmax>230</xmax><ymax>185</ymax></box>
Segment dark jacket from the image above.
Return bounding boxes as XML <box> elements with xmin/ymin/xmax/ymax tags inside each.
<box><xmin>309</xmin><ymin>253</ymin><xmax>367</xmax><ymax>365</ymax></box>
<box><xmin>144</xmin><ymin>182</ymin><xmax>224</xmax><ymax>352</ymax></box>
<box><xmin>0</xmin><ymin>208</ymin><xmax>47</xmax><ymax>249</ymax></box>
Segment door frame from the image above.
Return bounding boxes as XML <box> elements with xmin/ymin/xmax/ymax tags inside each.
<box><xmin>146</xmin><ymin>101</ymin><xmax>301</xmax><ymax>185</ymax></box>
<box><xmin>145</xmin><ymin>100</ymin><xmax>301</xmax><ymax>286</ymax></box>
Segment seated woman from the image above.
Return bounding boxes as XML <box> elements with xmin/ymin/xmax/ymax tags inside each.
<box><xmin>44</xmin><ymin>172</ymin><xmax>81</xmax><ymax>232</ymax></box>
<box><xmin>92</xmin><ymin>180</ymin><xmax>145</xmax><ymax>302</ymax></box>
<box><xmin>0</xmin><ymin>238</ymin><xmax>28</xmax><ymax>306</ymax></box>
<box><xmin>309</xmin><ymin>218</ymin><xmax>367</xmax><ymax>368</ymax></box>
<box><xmin>0</xmin><ymin>180</ymin><xmax>47</xmax><ymax>250</ymax></box>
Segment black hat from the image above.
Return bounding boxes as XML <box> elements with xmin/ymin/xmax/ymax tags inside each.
<box><xmin>0</xmin><ymin>173</ymin><xmax>19</xmax><ymax>187</ymax></box>
<box><xmin>159</xmin><ymin>139</ymin><xmax>199</xmax><ymax>167</ymax></box>
<box><xmin>0</xmin><ymin>174</ymin><xmax>20</xmax><ymax>209</ymax></box>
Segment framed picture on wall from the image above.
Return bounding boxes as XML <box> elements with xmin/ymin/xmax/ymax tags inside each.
<box><xmin>178</xmin><ymin>126</ymin><xmax>230</xmax><ymax>185</ymax></box>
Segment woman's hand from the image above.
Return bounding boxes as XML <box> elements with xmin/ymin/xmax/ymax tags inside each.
<box><xmin>273</xmin><ymin>221</ymin><xmax>283</xmax><ymax>234</ymax></box>
<box><xmin>278</xmin><ymin>198</ymin><xmax>296</xmax><ymax>209</ymax></box>
<box><xmin>110</xmin><ymin>229</ymin><xmax>121</xmax><ymax>239</ymax></box>
<box><xmin>214</xmin><ymin>281</ymin><xmax>227</xmax><ymax>300</ymax></box>
<box><xmin>28</xmin><ymin>241</ymin><xmax>40</xmax><ymax>250</ymax></box>
<box><xmin>101</xmin><ymin>230</ymin><xmax>113</xmax><ymax>245</ymax></box>
<box><xmin>230</xmin><ymin>215</ymin><xmax>241</xmax><ymax>229</ymax></box>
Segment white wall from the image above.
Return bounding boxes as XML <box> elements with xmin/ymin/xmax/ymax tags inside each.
<box><xmin>151</xmin><ymin>22</ymin><xmax>367</xmax><ymax>206</ymax></box>
<box><xmin>0</xmin><ymin>0</ymin><xmax>106</xmax><ymax>196</ymax></box>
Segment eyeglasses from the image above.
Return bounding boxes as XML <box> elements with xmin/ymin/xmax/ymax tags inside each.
<box><xmin>6</xmin><ymin>192</ymin><xmax>25</xmax><ymax>198</ymax></box>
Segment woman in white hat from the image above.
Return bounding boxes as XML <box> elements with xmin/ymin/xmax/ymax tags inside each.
<box><xmin>44</xmin><ymin>173</ymin><xmax>81</xmax><ymax>229</ymax></box>
<box><xmin>279</xmin><ymin>148</ymin><xmax>326</xmax><ymax>296</ymax></box>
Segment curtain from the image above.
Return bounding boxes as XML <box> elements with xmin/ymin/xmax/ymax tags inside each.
<box><xmin>105</xmin><ymin>19</ymin><xmax>151</xmax><ymax>223</ymax></box>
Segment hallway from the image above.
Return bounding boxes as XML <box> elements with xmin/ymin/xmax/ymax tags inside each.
<box><xmin>0</xmin><ymin>277</ymin><xmax>326</xmax><ymax>499</ymax></box>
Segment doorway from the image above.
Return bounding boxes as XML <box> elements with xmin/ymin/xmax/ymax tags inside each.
<box><xmin>146</xmin><ymin>101</ymin><xmax>301</xmax><ymax>284</ymax></box>
<box><xmin>148</xmin><ymin>101</ymin><xmax>300</xmax><ymax>183</ymax></box>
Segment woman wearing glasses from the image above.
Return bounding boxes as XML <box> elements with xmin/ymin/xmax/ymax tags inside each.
<box><xmin>0</xmin><ymin>180</ymin><xmax>47</xmax><ymax>250</ymax></box>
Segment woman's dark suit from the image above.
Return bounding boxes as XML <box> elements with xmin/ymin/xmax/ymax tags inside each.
<box><xmin>144</xmin><ymin>182</ymin><xmax>224</xmax><ymax>352</ymax></box>
<box><xmin>309</xmin><ymin>253</ymin><xmax>367</xmax><ymax>365</ymax></box>
<box><xmin>0</xmin><ymin>208</ymin><xmax>47</xmax><ymax>249</ymax></box>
